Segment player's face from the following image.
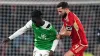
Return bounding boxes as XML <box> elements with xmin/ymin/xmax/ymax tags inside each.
<box><xmin>32</xmin><ymin>18</ymin><xmax>43</xmax><ymax>27</ymax></box>
<box><xmin>57</xmin><ymin>7</ymin><xmax>66</xmax><ymax>16</ymax></box>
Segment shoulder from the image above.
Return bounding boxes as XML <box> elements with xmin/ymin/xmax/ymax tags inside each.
<box><xmin>41</xmin><ymin>20</ymin><xmax>52</xmax><ymax>29</ymax></box>
<box><xmin>27</xmin><ymin>20</ymin><xmax>32</xmax><ymax>24</ymax></box>
<box><xmin>25</xmin><ymin>20</ymin><xmax>32</xmax><ymax>28</ymax></box>
<box><xmin>44</xmin><ymin>20</ymin><xmax>51</xmax><ymax>24</ymax></box>
<box><xmin>68</xmin><ymin>12</ymin><xmax>75</xmax><ymax>17</ymax></box>
<box><xmin>67</xmin><ymin>12</ymin><xmax>75</xmax><ymax>21</ymax></box>
<box><xmin>43</xmin><ymin>20</ymin><xmax>51</xmax><ymax>26</ymax></box>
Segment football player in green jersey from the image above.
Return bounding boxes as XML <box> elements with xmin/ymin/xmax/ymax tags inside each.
<box><xmin>3</xmin><ymin>10</ymin><xmax>59</xmax><ymax>56</ymax></box>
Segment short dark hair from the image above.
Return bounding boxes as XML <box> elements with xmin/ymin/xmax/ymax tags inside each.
<box><xmin>31</xmin><ymin>9</ymin><xmax>42</xmax><ymax>19</ymax></box>
<box><xmin>57</xmin><ymin>2</ymin><xmax>69</xmax><ymax>9</ymax></box>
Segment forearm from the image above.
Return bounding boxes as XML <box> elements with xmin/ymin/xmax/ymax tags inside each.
<box><xmin>59</xmin><ymin>25</ymin><xmax>67</xmax><ymax>36</ymax></box>
<box><xmin>51</xmin><ymin>39</ymin><xmax>59</xmax><ymax>51</ymax></box>
<box><xmin>59</xmin><ymin>31</ymin><xmax>70</xmax><ymax>36</ymax></box>
<box><xmin>59</xmin><ymin>25</ymin><xmax>71</xmax><ymax>36</ymax></box>
<box><xmin>8</xmin><ymin>27</ymin><xmax>27</xmax><ymax>40</ymax></box>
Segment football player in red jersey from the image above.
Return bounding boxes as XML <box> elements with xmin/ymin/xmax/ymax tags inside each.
<box><xmin>56</xmin><ymin>2</ymin><xmax>88</xmax><ymax>56</ymax></box>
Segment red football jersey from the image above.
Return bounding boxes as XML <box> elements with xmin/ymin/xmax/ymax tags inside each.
<box><xmin>62</xmin><ymin>12</ymin><xmax>88</xmax><ymax>45</ymax></box>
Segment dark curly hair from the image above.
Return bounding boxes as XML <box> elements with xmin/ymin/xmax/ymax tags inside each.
<box><xmin>57</xmin><ymin>2</ymin><xmax>69</xmax><ymax>9</ymax></box>
<box><xmin>31</xmin><ymin>9</ymin><xmax>43</xmax><ymax>19</ymax></box>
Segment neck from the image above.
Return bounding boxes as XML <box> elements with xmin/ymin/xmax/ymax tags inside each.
<box><xmin>41</xmin><ymin>20</ymin><xmax>45</xmax><ymax>26</ymax></box>
<box><xmin>65</xmin><ymin>9</ymin><xmax>70</xmax><ymax>14</ymax></box>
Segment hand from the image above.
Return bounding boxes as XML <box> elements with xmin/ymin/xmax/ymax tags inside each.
<box><xmin>3</xmin><ymin>38</ymin><xmax>10</xmax><ymax>44</ymax></box>
<box><xmin>56</xmin><ymin>34</ymin><xmax>61</xmax><ymax>39</ymax></box>
<box><xmin>49</xmin><ymin>50</ymin><xmax>54</xmax><ymax>56</ymax></box>
<box><xmin>56</xmin><ymin>34</ymin><xmax>63</xmax><ymax>39</ymax></box>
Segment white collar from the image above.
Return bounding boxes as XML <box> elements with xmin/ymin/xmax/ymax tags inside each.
<box><xmin>41</xmin><ymin>20</ymin><xmax>50</xmax><ymax>29</ymax></box>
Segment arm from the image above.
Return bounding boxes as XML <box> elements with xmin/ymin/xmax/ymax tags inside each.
<box><xmin>3</xmin><ymin>20</ymin><xmax>32</xmax><ymax>43</ymax></box>
<box><xmin>8</xmin><ymin>27</ymin><xmax>28</xmax><ymax>40</ymax></box>
<box><xmin>8</xmin><ymin>20</ymin><xmax>32</xmax><ymax>40</ymax></box>
<box><xmin>59</xmin><ymin>25</ymin><xmax>72</xmax><ymax>36</ymax></box>
<box><xmin>50</xmin><ymin>39</ymin><xmax>59</xmax><ymax>51</ymax></box>
<box><xmin>57</xmin><ymin>25</ymin><xmax>72</xmax><ymax>39</ymax></box>
<box><xmin>58</xmin><ymin>13</ymin><xmax>75</xmax><ymax>39</ymax></box>
<box><xmin>49</xmin><ymin>39</ymin><xmax>59</xmax><ymax>56</ymax></box>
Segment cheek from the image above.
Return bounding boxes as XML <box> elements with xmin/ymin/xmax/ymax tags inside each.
<box><xmin>58</xmin><ymin>11</ymin><xmax>62</xmax><ymax>15</ymax></box>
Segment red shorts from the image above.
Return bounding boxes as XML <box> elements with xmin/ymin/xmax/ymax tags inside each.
<box><xmin>70</xmin><ymin>43</ymin><xmax>88</xmax><ymax>56</ymax></box>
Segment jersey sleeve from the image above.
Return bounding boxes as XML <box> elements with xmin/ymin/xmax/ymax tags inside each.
<box><xmin>8</xmin><ymin>20</ymin><xmax>32</xmax><ymax>40</ymax></box>
<box><xmin>51</xmin><ymin>39</ymin><xmax>59</xmax><ymax>51</ymax></box>
<box><xmin>25</xmin><ymin>20</ymin><xmax>32</xmax><ymax>29</ymax></box>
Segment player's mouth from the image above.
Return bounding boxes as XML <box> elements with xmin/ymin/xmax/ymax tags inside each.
<box><xmin>58</xmin><ymin>11</ymin><xmax>62</xmax><ymax>15</ymax></box>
